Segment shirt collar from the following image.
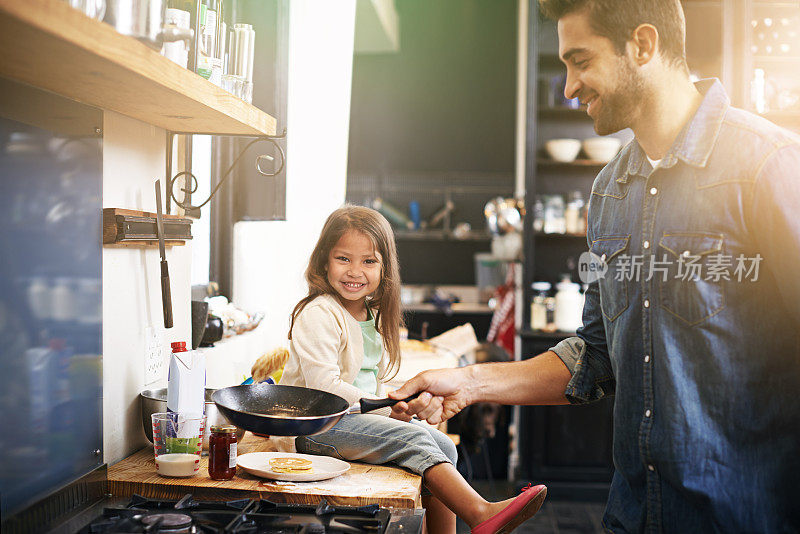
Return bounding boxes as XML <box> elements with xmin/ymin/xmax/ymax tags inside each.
<box><xmin>622</xmin><ymin>78</ymin><xmax>729</xmax><ymax>181</ymax></box>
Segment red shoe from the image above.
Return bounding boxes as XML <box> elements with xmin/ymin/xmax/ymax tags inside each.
<box><xmin>471</xmin><ymin>484</ymin><xmax>547</xmax><ymax>534</ymax></box>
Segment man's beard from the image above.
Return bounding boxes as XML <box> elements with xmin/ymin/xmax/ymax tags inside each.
<box><xmin>592</xmin><ymin>58</ymin><xmax>646</xmax><ymax>135</ymax></box>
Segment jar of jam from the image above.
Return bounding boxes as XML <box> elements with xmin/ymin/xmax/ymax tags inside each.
<box><xmin>208</xmin><ymin>425</ymin><xmax>238</xmax><ymax>480</ymax></box>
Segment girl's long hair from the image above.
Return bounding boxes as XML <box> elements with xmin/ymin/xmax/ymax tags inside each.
<box><xmin>288</xmin><ymin>205</ymin><xmax>404</xmax><ymax>381</ymax></box>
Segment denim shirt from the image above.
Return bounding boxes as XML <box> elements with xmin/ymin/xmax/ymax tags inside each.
<box><xmin>550</xmin><ymin>79</ymin><xmax>800</xmax><ymax>533</ymax></box>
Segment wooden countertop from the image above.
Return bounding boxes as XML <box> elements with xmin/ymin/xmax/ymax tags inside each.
<box><xmin>108</xmin><ymin>433</ymin><xmax>422</xmax><ymax>508</ymax></box>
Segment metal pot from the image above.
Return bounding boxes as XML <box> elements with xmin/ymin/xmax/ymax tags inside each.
<box><xmin>104</xmin><ymin>0</ymin><xmax>193</xmax><ymax>50</ymax></box>
<box><xmin>140</xmin><ymin>388</ymin><xmax>246</xmax><ymax>450</ymax></box>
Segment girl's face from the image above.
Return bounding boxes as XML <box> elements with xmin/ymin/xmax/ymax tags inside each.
<box><xmin>326</xmin><ymin>230</ymin><xmax>383</xmax><ymax>310</ymax></box>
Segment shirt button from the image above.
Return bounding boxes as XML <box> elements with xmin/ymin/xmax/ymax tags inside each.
<box><xmin>644</xmin><ymin>355</ymin><xmax>650</xmax><ymax>363</ymax></box>
<box><xmin>643</xmin><ymin>240</ymin><xmax>650</xmax><ymax>249</ymax></box>
<box><xmin>643</xmin><ymin>299</ymin><xmax>650</xmax><ymax>308</ymax></box>
<box><xmin>648</xmin><ymin>464</ymin><xmax>655</xmax><ymax>471</ymax></box>
<box><xmin>645</xmin><ymin>409</ymin><xmax>652</xmax><ymax>417</ymax></box>
<box><xmin>650</xmin><ymin>187</ymin><xmax>658</xmax><ymax>196</ymax></box>
<box><xmin>682</xmin><ymin>250</ymin><xmax>691</xmax><ymax>257</ymax></box>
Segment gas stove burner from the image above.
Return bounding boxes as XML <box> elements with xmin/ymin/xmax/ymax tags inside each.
<box><xmin>139</xmin><ymin>512</ymin><xmax>193</xmax><ymax>531</ymax></box>
<box><xmin>81</xmin><ymin>496</ymin><xmax>402</xmax><ymax>534</ymax></box>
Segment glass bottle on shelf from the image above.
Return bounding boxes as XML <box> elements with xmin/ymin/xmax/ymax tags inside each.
<box><xmin>532</xmin><ymin>196</ymin><xmax>545</xmax><ymax>233</ymax></box>
<box><xmin>565</xmin><ymin>191</ymin><xmax>585</xmax><ymax>235</ymax></box>
<box><xmin>543</xmin><ymin>194</ymin><xmax>566</xmax><ymax>234</ymax></box>
<box><xmin>554</xmin><ymin>275</ymin><xmax>583</xmax><ymax>332</ymax></box>
<box><xmin>530</xmin><ymin>281</ymin><xmax>551</xmax><ymax>331</ymax></box>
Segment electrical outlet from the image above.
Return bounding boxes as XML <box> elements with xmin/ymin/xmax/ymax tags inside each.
<box><xmin>144</xmin><ymin>326</ymin><xmax>166</xmax><ymax>385</ymax></box>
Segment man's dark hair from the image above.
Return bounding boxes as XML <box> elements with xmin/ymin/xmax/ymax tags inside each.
<box><xmin>539</xmin><ymin>0</ymin><xmax>688</xmax><ymax>71</ymax></box>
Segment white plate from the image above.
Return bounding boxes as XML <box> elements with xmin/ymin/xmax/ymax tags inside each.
<box><xmin>237</xmin><ymin>452</ymin><xmax>350</xmax><ymax>482</ymax></box>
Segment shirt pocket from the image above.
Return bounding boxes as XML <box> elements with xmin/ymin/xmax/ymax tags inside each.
<box><xmin>658</xmin><ymin>232</ymin><xmax>726</xmax><ymax>326</ymax></box>
<box><xmin>591</xmin><ymin>235</ymin><xmax>631</xmax><ymax>322</ymax></box>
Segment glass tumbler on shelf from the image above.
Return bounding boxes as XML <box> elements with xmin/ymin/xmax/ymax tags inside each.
<box><xmin>221</xmin><ymin>74</ymin><xmax>238</xmax><ymax>96</ymax></box>
<box><xmin>151</xmin><ymin>412</ymin><xmax>206</xmax><ymax>478</ymax></box>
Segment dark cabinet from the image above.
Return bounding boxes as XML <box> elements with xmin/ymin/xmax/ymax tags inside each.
<box><xmin>515</xmin><ymin>1</ymin><xmax>617</xmax><ymax>495</ymax></box>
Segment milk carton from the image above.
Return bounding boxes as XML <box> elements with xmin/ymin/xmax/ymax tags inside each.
<box><xmin>167</xmin><ymin>341</ymin><xmax>205</xmax><ymax>414</ymax></box>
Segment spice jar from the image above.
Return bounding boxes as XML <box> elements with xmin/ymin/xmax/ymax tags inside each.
<box><xmin>208</xmin><ymin>425</ymin><xmax>238</xmax><ymax>480</ymax></box>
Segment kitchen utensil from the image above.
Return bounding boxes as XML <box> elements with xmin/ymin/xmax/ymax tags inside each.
<box><xmin>141</xmin><ymin>388</ymin><xmax>246</xmax><ymax>449</ymax></box>
<box><xmin>200</xmin><ymin>314</ymin><xmax>224</xmax><ymax>346</ymax></box>
<box><xmin>151</xmin><ymin>412</ymin><xmax>205</xmax><ymax>477</ymax></box>
<box><xmin>154</xmin><ymin>180</ymin><xmax>173</xmax><ymax>328</ymax></box>
<box><xmin>190</xmin><ymin>300</ymin><xmax>208</xmax><ymax>350</ymax></box>
<box><xmin>237</xmin><ymin>452</ymin><xmax>351</xmax><ymax>482</ymax></box>
<box><xmin>484</xmin><ymin>197</ymin><xmax>523</xmax><ymax>236</ymax></box>
<box><xmin>212</xmin><ymin>384</ymin><xmax>420</xmax><ymax>437</ymax></box>
<box><xmin>104</xmin><ymin>0</ymin><xmax>193</xmax><ymax>50</ymax></box>
<box><xmin>545</xmin><ymin>139</ymin><xmax>581</xmax><ymax>162</ymax></box>
<box><xmin>582</xmin><ymin>137</ymin><xmax>622</xmax><ymax>163</ymax></box>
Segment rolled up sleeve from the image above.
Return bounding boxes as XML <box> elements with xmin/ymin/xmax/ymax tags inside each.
<box><xmin>549</xmin><ymin>279</ymin><xmax>616</xmax><ymax>404</ymax></box>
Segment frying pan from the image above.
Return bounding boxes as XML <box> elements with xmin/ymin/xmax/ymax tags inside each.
<box><xmin>212</xmin><ymin>384</ymin><xmax>420</xmax><ymax>436</ymax></box>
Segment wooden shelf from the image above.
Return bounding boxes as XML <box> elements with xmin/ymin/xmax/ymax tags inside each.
<box><xmin>538</xmin><ymin>107</ymin><xmax>591</xmax><ymax>120</ymax></box>
<box><xmin>394</xmin><ymin>229</ymin><xmax>493</xmax><ymax>241</ymax></box>
<box><xmin>0</xmin><ymin>0</ymin><xmax>276</xmax><ymax>136</ymax></box>
<box><xmin>518</xmin><ymin>328</ymin><xmax>576</xmax><ymax>340</ymax></box>
<box><xmin>534</xmin><ymin>232</ymin><xmax>587</xmax><ymax>239</ymax></box>
<box><xmin>537</xmin><ymin>158</ymin><xmax>607</xmax><ymax>167</ymax></box>
<box><xmin>752</xmin><ymin>55</ymin><xmax>800</xmax><ymax>64</ymax></box>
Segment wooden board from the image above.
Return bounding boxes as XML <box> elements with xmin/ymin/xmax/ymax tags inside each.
<box><xmin>108</xmin><ymin>433</ymin><xmax>422</xmax><ymax>508</ymax></box>
<box><xmin>103</xmin><ymin>208</ymin><xmax>192</xmax><ymax>245</ymax></box>
<box><xmin>0</xmin><ymin>0</ymin><xmax>276</xmax><ymax>136</ymax></box>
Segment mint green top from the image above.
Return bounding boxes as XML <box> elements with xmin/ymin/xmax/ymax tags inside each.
<box><xmin>352</xmin><ymin>309</ymin><xmax>382</xmax><ymax>395</ymax></box>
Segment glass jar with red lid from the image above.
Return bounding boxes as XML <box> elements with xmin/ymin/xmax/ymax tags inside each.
<box><xmin>208</xmin><ymin>425</ymin><xmax>238</xmax><ymax>480</ymax></box>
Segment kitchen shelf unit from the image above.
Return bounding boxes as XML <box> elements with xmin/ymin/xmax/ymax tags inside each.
<box><xmin>513</xmin><ymin>1</ymin><xmax>615</xmax><ymax>496</ymax></box>
<box><xmin>0</xmin><ymin>0</ymin><xmax>277</xmax><ymax>136</ymax></box>
<box><xmin>736</xmin><ymin>0</ymin><xmax>800</xmax><ymax>132</ymax></box>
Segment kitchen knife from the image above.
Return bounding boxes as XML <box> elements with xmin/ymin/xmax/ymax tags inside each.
<box><xmin>155</xmin><ymin>180</ymin><xmax>173</xmax><ymax>329</ymax></box>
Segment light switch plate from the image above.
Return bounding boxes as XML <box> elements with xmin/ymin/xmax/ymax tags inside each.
<box><xmin>144</xmin><ymin>326</ymin><xmax>165</xmax><ymax>385</ymax></box>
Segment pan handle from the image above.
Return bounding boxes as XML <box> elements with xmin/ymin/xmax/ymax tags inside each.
<box><xmin>359</xmin><ymin>392</ymin><xmax>421</xmax><ymax>414</ymax></box>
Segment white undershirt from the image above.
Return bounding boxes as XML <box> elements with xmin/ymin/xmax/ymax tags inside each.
<box><xmin>646</xmin><ymin>156</ymin><xmax>662</xmax><ymax>169</ymax></box>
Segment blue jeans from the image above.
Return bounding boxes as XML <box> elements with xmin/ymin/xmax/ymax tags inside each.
<box><xmin>295</xmin><ymin>414</ymin><xmax>458</xmax><ymax>489</ymax></box>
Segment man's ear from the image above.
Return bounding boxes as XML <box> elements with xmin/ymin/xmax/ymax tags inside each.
<box><xmin>630</xmin><ymin>23</ymin><xmax>659</xmax><ymax>66</ymax></box>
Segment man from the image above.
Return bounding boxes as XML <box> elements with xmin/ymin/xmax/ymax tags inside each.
<box><xmin>390</xmin><ymin>0</ymin><xmax>800</xmax><ymax>532</ymax></box>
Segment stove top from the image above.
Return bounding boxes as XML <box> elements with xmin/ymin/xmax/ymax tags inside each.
<box><xmin>80</xmin><ymin>494</ymin><xmax>395</xmax><ymax>534</ymax></box>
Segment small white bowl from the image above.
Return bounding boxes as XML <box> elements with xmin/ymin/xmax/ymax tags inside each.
<box><xmin>582</xmin><ymin>137</ymin><xmax>622</xmax><ymax>163</ymax></box>
<box><xmin>545</xmin><ymin>139</ymin><xmax>581</xmax><ymax>162</ymax></box>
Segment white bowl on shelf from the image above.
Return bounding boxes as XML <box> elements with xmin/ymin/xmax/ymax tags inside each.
<box><xmin>582</xmin><ymin>137</ymin><xmax>622</xmax><ymax>163</ymax></box>
<box><xmin>545</xmin><ymin>138</ymin><xmax>581</xmax><ymax>162</ymax></box>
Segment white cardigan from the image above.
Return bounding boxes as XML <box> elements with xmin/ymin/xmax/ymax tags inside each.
<box><xmin>274</xmin><ymin>294</ymin><xmax>392</xmax><ymax>452</ymax></box>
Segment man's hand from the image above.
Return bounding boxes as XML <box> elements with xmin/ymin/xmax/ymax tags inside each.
<box><xmin>388</xmin><ymin>408</ymin><xmax>413</xmax><ymax>422</ymax></box>
<box><xmin>388</xmin><ymin>367</ymin><xmax>472</xmax><ymax>425</ymax></box>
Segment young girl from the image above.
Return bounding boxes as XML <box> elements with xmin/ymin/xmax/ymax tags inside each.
<box><xmin>278</xmin><ymin>206</ymin><xmax>546</xmax><ymax>534</ymax></box>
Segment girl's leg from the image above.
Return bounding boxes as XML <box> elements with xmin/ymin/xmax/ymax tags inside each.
<box><xmin>296</xmin><ymin>415</ymin><xmax>544</xmax><ymax>531</ymax></box>
<box><xmin>424</xmin><ymin>462</ymin><xmax>546</xmax><ymax>531</ymax></box>
<box><xmin>422</xmin><ymin>494</ymin><xmax>456</xmax><ymax>534</ymax></box>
